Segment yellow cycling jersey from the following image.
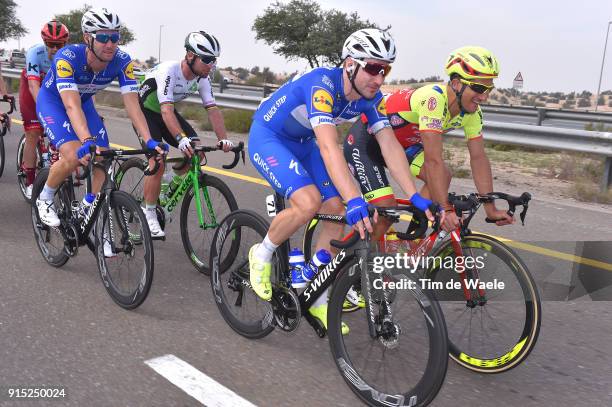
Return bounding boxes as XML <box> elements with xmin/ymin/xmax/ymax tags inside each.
<box><xmin>381</xmin><ymin>84</ymin><xmax>483</xmax><ymax>148</ymax></box>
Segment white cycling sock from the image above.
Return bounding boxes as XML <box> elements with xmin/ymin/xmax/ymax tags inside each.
<box><xmin>312</xmin><ymin>288</ymin><xmax>329</xmax><ymax>307</ymax></box>
<box><xmin>253</xmin><ymin>234</ymin><xmax>278</xmax><ymax>263</ymax></box>
<box><xmin>39</xmin><ymin>184</ymin><xmax>57</xmax><ymax>201</ymax></box>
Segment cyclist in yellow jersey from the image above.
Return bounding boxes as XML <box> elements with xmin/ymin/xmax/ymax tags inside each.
<box><xmin>345</xmin><ymin>46</ymin><xmax>514</xmax><ymax>236</ymax></box>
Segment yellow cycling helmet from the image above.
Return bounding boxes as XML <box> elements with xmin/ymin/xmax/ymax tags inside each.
<box><xmin>445</xmin><ymin>46</ymin><xmax>500</xmax><ymax>79</ymax></box>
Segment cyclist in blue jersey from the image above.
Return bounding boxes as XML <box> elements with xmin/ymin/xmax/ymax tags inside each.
<box><xmin>35</xmin><ymin>8</ymin><xmax>167</xmax><ymax>229</ymax></box>
<box><xmin>248</xmin><ymin>29</ymin><xmax>435</xmax><ymax>333</ymax></box>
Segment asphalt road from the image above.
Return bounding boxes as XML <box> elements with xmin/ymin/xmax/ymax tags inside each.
<box><xmin>0</xmin><ymin>108</ymin><xmax>611</xmax><ymax>406</ymax></box>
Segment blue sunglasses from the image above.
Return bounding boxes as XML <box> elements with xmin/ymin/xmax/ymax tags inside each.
<box><xmin>92</xmin><ymin>32</ymin><xmax>121</xmax><ymax>44</ymax></box>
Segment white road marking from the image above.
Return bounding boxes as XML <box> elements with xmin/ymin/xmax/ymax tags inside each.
<box><xmin>145</xmin><ymin>354</ymin><xmax>257</xmax><ymax>407</ymax></box>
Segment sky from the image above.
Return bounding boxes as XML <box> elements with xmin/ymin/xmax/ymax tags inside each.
<box><xmin>2</xmin><ymin>0</ymin><xmax>612</xmax><ymax>93</ymax></box>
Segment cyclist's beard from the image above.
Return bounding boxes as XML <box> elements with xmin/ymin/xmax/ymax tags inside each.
<box><xmin>349</xmin><ymin>66</ymin><xmax>376</xmax><ymax>101</ymax></box>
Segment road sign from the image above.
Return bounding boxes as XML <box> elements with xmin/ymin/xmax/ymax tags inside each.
<box><xmin>513</xmin><ymin>72</ymin><xmax>524</xmax><ymax>89</ymax></box>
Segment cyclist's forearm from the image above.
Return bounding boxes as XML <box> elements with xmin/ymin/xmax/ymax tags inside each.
<box><xmin>318</xmin><ymin>131</ymin><xmax>361</xmax><ymax>201</ymax></box>
<box><xmin>206</xmin><ymin>106</ymin><xmax>228</xmax><ymax>140</ymax></box>
<box><xmin>379</xmin><ymin>134</ymin><xmax>418</xmax><ymax>197</ymax></box>
<box><xmin>160</xmin><ymin>105</ymin><xmax>184</xmax><ymax>139</ymax></box>
<box><xmin>28</xmin><ymin>79</ymin><xmax>40</xmax><ymax>102</ymax></box>
<box><xmin>124</xmin><ymin>93</ymin><xmax>153</xmax><ymax>142</ymax></box>
<box><xmin>470</xmin><ymin>155</ymin><xmax>494</xmax><ymax>195</ymax></box>
<box><xmin>423</xmin><ymin>158</ymin><xmax>450</xmax><ymax>207</ymax></box>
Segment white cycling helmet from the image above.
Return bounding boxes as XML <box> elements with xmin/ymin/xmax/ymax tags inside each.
<box><xmin>185</xmin><ymin>31</ymin><xmax>220</xmax><ymax>58</ymax></box>
<box><xmin>81</xmin><ymin>8</ymin><xmax>122</xmax><ymax>33</ymax></box>
<box><xmin>342</xmin><ymin>28</ymin><xmax>396</xmax><ymax>63</ymax></box>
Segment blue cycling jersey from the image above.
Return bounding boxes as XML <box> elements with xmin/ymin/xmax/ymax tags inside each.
<box><xmin>24</xmin><ymin>44</ymin><xmax>52</xmax><ymax>81</ymax></box>
<box><xmin>39</xmin><ymin>44</ymin><xmax>138</xmax><ymax>103</ymax></box>
<box><xmin>252</xmin><ymin>67</ymin><xmax>390</xmax><ymax>141</ymax></box>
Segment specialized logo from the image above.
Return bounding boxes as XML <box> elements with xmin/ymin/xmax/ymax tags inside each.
<box><xmin>427</xmin><ymin>97</ymin><xmax>437</xmax><ymax>111</ymax></box>
<box><xmin>312</xmin><ymin>88</ymin><xmax>333</xmax><ymax>113</ymax></box>
<box><xmin>56</xmin><ymin>59</ymin><xmax>73</xmax><ymax>78</ymax></box>
<box><xmin>289</xmin><ymin>159</ymin><xmax>301</xmax><ymax>175</ymax></box>
<box><xmin>124</xmin><ymin>61</ymin><xmax>136</xmax><ymax>80</ymax></box>
<box><xmin>376</xmin><ymin>98</ymin><xmax>387</xmax><ymax>116</ymax></box>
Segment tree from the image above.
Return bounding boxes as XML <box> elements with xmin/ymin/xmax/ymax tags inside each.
<box><xmin>262</xmin><ymin>67</ymin><xmax>275</xmax><ymax>84</ymax></box>
<box><xmin>54</xmin><ymin>4</ymin><xmax>135</xmax><ymax>45</ymax></box>
<box><xmin>145</xmin><ymin>56</ymin><xmax>157</xmax><ymax>68</ymax></box>
<box><xmin>577</xmin><ymin>98</ymin><xmax>591</xmax><ymax>108</ymax></box>
<box><xmin>250</xmin><ymin>66</ymin><xmax>260</xmax><ymax>75</ymax></box>
<box><xmin>0</xmin><ymin>0</ymin><xmax>27</xmax><ymax>42</ymax></box>
<box><xmin>253</xmin><ymin>0</ymin><xmax>378</xmax><ymax>68</ymax></box>
<box><xmin>597</xmin><ymin>96</ymin><xmax>605</xmax><ymax>106</ymax></box>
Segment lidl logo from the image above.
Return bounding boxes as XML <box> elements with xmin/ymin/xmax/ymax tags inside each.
<box><xmin>376</xmin><ymin>98</ymin><xmax>387</xmax><ymax>116</ymax></box>
<box><xmin>312</xmin><ymin>89</ymin><xmax>333</xmax><ymax>113</ymax></box>
<box><xmin>124</xmin><ymin>61</ymin><xmax>135</xmax><ymax>80</ymax></box>
<box><xmin>56</xmin><ymin>59</ymin><xmax>73</xmax><ymax>78</ymax></box>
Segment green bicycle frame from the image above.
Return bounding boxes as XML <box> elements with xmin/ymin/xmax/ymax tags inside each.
<box><xmin>161</xmin><ymin>154</ymin><xmax>218</xmax><ymax>230</ymax></box>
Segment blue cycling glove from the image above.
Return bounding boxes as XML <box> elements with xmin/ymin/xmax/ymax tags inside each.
<box><xmin>77</xmin><ymin>140</ymin><xmax>96</xmax><ymax>159</ymax></box>
<box><xmin>345</xmin><ymin>197</ymin><xmax>369</xmax><ymax>226</ymax></box>
<box><xmin>146</xmin><ymin>139</ymin><xmax>169</xmax><ymax>152</ymax></box>
<box><xmin>409</xmin><ymin>192</ymin><xmax>433</xmax><ymax>212</ymax></box>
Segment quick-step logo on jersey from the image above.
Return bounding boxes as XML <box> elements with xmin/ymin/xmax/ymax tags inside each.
<box><xmin>311</xmin><ymin>87</ymin><xmax>333</xmax><ymax>114</ymax></box>
<box><xmin>56</xmin><ymin>59</ymin><xmax>73</xmax><ymax>78</ymax></box>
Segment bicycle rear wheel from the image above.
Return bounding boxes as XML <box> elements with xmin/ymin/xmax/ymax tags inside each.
<box><xmin>210</xmin><ymin>210</ymin><xmax>275</xmax><ymax>339</ymax></box>
<box><xmin>96</xmin><ymin>190</ymin><xmax>154</xmax><ymax>310</ymax></box>
<box><xmin>427</xmin><ymin>233</ymin><xmax>541</xmax><ymax>373</ymax></box>
<box><xmin>30</xmin><ymin>168</ymin><xmax>70</xmax><ymax>267</ymax></box>
<box><xmin>328</xmin><ymin>260</ymin><xmax>448</xmax><ymax>406</ymax></box>
<box><xmin>16</xmin><ymin>133</ymin><xmax>42</xmax><ymax>203</ymax></box>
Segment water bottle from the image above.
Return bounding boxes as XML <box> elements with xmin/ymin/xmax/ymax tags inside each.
<box><xmin>289</xmin><ymin>248</ymin><xmax>307</xmax><ymax>288</ymax></box>
<box><xmin>159</xmin><ymin>172</ymin><xmax>173</xmax><ymax>204</ymax></box>
<box><xmin>79</xmin><ymin>193</ymin><xmax>96</xmax><ymax>219</ymax></box>
<box><xmin>167</xmin><ymin>175</ymin><xmax>182</xmax><ymax>197</ymax></box>
<box><xmin>302</xmin><ymin>249</ymin><xmax>332</xmax><ymax>282</ymax></box>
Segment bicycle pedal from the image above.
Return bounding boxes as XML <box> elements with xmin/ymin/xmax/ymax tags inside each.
<box><xmin>151</xmin><ymin>235</ymin><xmax>166</xmax><ymax>241</ymax></box>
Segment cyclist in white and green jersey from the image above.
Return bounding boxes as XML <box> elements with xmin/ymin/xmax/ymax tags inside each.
<box><xmin>138</xmin><ymin>31</ymin><xmax>234</xmax><ymax>237</ymax></box>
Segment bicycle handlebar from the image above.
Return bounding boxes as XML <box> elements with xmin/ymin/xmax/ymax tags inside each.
<box><xmin>76</xmin><ymin>146</ymin><xmax>162</xmax><ymax>181</ymax></box>
<box><xmin>1</xmin><ymin>95</ymin><xmax>16</xmax><ymax>115</ymax></box>
<box><xmin>449</xmin><ymin>191</ymin><xmax>531</xmax><ymax>225</ymax></box>
<box><xmin>329</xmin><ymin>204</ymin><xmax>433</xmax><ymax>250</ymax></box>
<box><xmin>193</xmin><ymin>141</ymin><xmax>245</xmax><ymax>169</ymax></box>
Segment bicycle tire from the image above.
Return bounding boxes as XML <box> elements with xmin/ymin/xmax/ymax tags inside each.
<box><xmin>210</xmin><ymin>209</ymin><xmax>275</xmax><ymax>339</ymax></box>
<box><xmin>427</xmin><ymin>233</ymin><xmax>541</xmax><ymax>373</ymax></box>
<box><xmin>115</xmin><ymin>156</ymin><xmax>147</xmax><ymax>204</ymax></box>
<box><xmin>180</xmin><ymin>174</ymin><xmax>238</xmax><ymax>275</ymax></box>
<box><xmin>96</xmin><ymin>190</ymin><xmax>154</xmax><ymax>310</ymax></box>
<box><xmin>30</xmin><ymin>168</ymin><xmax>70</xmax><ymax>267</ymax></box>
<box><xmin>328</xmin><ymin>259</ymin><xmax>448</xmax><ymax>406</ymax></box>
<box><xmin>0</xmin><ymin>134</ymin><xmax>5</xmax><ymax>178</ymax></box>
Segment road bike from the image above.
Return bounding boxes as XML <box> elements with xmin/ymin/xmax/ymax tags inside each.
<box><xmin>116</xmin><ymin>141</ymin><xmax>244</xmax><ymax>275</ymax></box>
<box><xmin>0</xmin><ymin>95</ymin><xmax>16</xmax><ymax>177</ymax></box>
<box><xmin>210</xmin><ymin>193</ymin><xmax>449</xmax><ymax>406</ymax></box>
<box><xmin>31</xmin><ymin>145</ymin><xmax>161</xmax><ymax>309</ymax></box>
<box><xmin>303</xmin><ymin>191</ymin><xmax>541</xmax><ymax>374</ymax></box>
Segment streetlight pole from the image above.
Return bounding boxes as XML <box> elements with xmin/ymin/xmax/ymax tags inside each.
<box><xmin>158</xmin><ymin>24</ymin><xmax>164</xmax><ymax>63</ymax></box>
<box><xmin>595</xmin><ymin>21</ymin><xmax>611</xmax><ymax>111</ymax></box>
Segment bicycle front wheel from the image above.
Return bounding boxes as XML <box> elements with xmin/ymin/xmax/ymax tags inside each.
<box><xmin>427</xmin><ymin>233</ymin><xmax>542</xmax><ymax>373</ymax></box>
<box><xmin>180</xmin><ymin>174</ymin><xmax>238</xmax><ymax>275</ymax></box>
<box><xmin>328</xmin><ymin>260</ymin><xmax>448</xmax><ymax>406</ymax></box>
<box><xmin>115</xmin><ymin>156</ymin><xmax>147</xmax><ymax>204</ymax></box>
<box><xmin>210</xmin><ymin>210</ymin><xmax>275</xmax><ymax>339</ymax></box>
<box><xmin>96</xmin><ymin>190</ymin><xmax>154</xmax><ymax>310</ymax></box>
<box><xmin>0</xmin><ymin>134</ymin><xmax>5</xmax><ymax>178</ymax></box>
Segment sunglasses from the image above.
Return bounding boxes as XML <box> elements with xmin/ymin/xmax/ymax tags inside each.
<box><xmin>459</xmin><ymin>79</ymin><xmax>494</xmax><ymax>94</ymax></box>
<box><xmin>353</xmin><ymin>59</ymin><xmax>392</xmax><ymax>78</ymax></box>
<box><xmin>92</xmin><ymin>32</ymin><xmax>121</xmax><ymax>44</ymax></box>
<box><xmin>45</xmin><ymin>42</ymin><xmax>66</xmax><ymax>49</ymax></box>
<box><xmin>197</xmin><ymin>55</ymin><xmax>217</xmax><ymax>65</ymax></box>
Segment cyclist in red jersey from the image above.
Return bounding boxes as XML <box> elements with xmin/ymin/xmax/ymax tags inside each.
<box><xmin>19</xmin><ymin>20</ymin><xmax>69</xmax><ymax>199</ymax></box>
